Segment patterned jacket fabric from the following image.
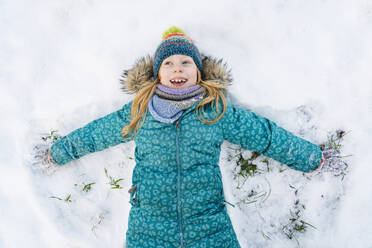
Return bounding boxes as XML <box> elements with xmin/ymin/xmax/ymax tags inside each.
<box><xmin>50</xmin><ymin>97</ymin><xmax>322</xmax><ymax>247</ymax></box>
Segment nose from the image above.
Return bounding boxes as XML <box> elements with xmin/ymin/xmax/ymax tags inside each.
<box><xmin>173</xmin><ymin>64</ymin><xmax>183</xmax><ymax>73</ymax></box>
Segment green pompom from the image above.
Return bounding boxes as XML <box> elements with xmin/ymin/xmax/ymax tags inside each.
<box><xmin>162</xmin><ymin>26</ymin><xmax>185</xmax><ymax>39</ymax></box>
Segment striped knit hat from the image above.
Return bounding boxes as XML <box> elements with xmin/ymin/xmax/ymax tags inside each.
<box><xmin>153</xmin><ymin>26</ymin><xmax>203</xmax><ymax>80</ymax></box>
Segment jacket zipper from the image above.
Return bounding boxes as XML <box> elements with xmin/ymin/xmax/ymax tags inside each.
<box><xmin>175</xmin><ymin>119</ymin><xmax>184</xmax><ymax>247</ymax></box>
<box><xmin>175</xmin><ymin>106</ymin><xmax>198</xmax><ymax>247</ymax></box>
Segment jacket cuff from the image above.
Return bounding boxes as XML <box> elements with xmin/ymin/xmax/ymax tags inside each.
<box><xmin>307</xmin><ymin>151</ymin><xmax>324</xmax><ymax>175</ymax></box>
<box><xmin>49</xmin><ymin>139</ymin><xmax>73</xmax><ymax>165</ymax></box>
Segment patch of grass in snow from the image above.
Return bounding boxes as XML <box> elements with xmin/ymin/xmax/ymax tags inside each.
<box><xmin>41</xmin><ymin>129</ymin><xmax>61</xmax><ymax>143</ymax></box>
<box><xmin>260</xmin><ymin>158</ymin><xmax>271</xmax><ymax>172</ymax></box>
<box><xmin>235</xmin><ymin>177</ymin><xmax>272</xmax><ymax>207</ymax></box>
<box><xmin>319</xmin><ymin>129</ymin><xmax>348</xmax><ymax>151</ymax></box>
<box><xmin>261</xmin><ymin>230</ymin><xmax>271</xmax><ymax>240</ymax></box>
<box><xmin>50</xmin><ymin>193</ymin><xmax>73</xmax><ymax>203</ymax></box>
<box><xmin>74</xmin><ymin>182</ymin><xmax>96</xmax><ymax>193</ymax></box>
<box><xmin>281</xmin><ymin>185</ymin><xmax>316</xmax><ymax>247</ymax></box>
<box><xmin>319</xmin><ymin>129</ymin><xmax>351</xmax><ymax>180</ymax></box>
<box><xmin>104</xmin><ymin>168</ymin><xmax>124</xmax><ymax>189</ymax></box>
<box><xmin>228</xmin><ymin>148</ymin><xmax>262</xmax><ymax>179</ymax></box>
<box><xmin>91</xmin><ymin>212</ymin><xmax>106</xmax><ymax>236</ymax></box>
<box><xmin>227</xmin><ymin>147</ymin><xmax>273</xmax><ymax>207</ymax></box>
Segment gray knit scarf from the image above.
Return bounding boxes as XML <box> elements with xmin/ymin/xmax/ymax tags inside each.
<box><xmin>148</xmin><ymin>84</ymin><xmax>206</xmax><ymax>123</ymax></box>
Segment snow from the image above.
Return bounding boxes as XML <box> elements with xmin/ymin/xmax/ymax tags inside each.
<box><xmin>1</xmin><ymin>0</ymin><xmax>372</xmax><ymax>247</ymax></box>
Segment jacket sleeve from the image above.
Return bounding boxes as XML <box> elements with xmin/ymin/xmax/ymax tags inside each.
<box><xmin>221</xmin><ymin>104</ymin><xmax>322</xmax><ymax>172</ymax></box>
<box><xmin>49</xmin><ymin>101</ymin><xmax>133</xmax><ymax>165</ymax></box>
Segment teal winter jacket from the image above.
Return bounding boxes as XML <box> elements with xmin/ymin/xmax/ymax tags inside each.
<box><xmin>50</xmin><ymin>56</ymin><xmax>322</xmax><ymax>248</ymax></box>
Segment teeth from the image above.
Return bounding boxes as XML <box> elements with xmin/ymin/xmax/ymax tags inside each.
<box><xmin>171</xmin><ymin>79</ymin><xmax>186</xmax><ymax>83</ymax></box>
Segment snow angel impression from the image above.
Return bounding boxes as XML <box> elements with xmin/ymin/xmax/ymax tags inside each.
<box><xmin>40</xmin><ymin>26</ymin><xmax>330</xmax><ymax>247</ymax></box>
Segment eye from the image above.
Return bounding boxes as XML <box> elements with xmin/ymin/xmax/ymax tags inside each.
<box><xmin>164</xmin><ymin>61</ymin><xmax>171</xmax><ymax>65</ymax></box>
<box><xmin>183</xmin><ymin>60</ymin><xmax>190</xmax><ymax>64</ymax></box>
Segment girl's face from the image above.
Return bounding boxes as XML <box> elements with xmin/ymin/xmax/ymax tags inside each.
<box><xmin>158</xmin><ymin>54</ymin><xmax>198</xmax><ymax>89</ymax></box>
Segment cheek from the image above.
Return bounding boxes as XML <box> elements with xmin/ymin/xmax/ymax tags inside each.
<box><xmin>190</xmin><ymin>70</ymin><xmax>197</xmax><ymax>82</ymax></box>
<box><xmin>159</xmin><ymin>70</ymin><xmax>168</xmax><ymax>81</ymax></box>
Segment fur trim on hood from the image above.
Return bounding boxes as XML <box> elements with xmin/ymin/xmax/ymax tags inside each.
<box><xmin>119</xmin><ymin>54</ymin><xmax>232</xmax><ymax>94</ymax></box>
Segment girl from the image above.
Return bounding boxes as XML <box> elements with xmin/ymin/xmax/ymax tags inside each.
<box><xmin>44</xmin><ymin>27</ymin><xmax>327</xmax><ymax>247</ymax></box>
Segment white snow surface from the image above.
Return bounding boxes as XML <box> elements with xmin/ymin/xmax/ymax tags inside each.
<box><xmin>1</xmin><ymin>0</ymin><xmax>372</xmax><ymax>247</ymax></box>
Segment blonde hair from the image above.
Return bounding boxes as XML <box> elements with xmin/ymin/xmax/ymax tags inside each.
<box><xmin>121</xmin><ymin>69</ymin><xmax>227</xmax><ymax>140</ymax></box>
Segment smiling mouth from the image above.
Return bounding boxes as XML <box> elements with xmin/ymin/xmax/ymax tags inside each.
<box><xmin>170</xmin><ymin>79</ymin><xmax>187</xmax><ymax>87</ymax></box>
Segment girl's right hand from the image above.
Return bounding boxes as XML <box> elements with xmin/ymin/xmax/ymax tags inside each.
<box><xmin>32</xmin><ymin>143</ymin><xmax>58</xmax><ymax>174</ymax></box>
<box><xmin>47</xmin><ymin>149</ymin><xmax>55</xmax><ymax>163</ymax></box>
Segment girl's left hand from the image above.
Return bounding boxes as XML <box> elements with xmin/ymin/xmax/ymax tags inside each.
<box><xmin>309</xmin><ymin>149</ymin><xmax>347</xmax><ymax>176</ymax></box>
<box><xmin>308</xmin><ymin>153</ymin><xmax>325</xmax><ymax>175</ymax></box>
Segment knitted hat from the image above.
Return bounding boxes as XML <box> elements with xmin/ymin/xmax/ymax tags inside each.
<box><xmin>153</xmin><ymin>26</ymin><xmax>203</xmax><ymax>80</ymax></box>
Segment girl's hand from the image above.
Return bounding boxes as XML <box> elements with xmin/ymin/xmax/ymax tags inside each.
<box><xmin>308</xmin><ymin>153</ymin><xmax>325</xmax><ymax>176</ymax></box>
<box><xmin>32</xmin><ymin>143</ymin><xmax>58</xmax><ymax>174</ymax></box>
<box><xmin>320</xmin><ymin>149</ymin><xmax>344</xmax><ymax>172</ymax></box>
<box><xmin>47</xmin><ymin>149</ymin><xmax>55</xmax><ymax>163</ymax></box>
<box><xmin>308</xmin><ymin>149</ymin><xmax>347</xmax><ymax>176</ymax></box>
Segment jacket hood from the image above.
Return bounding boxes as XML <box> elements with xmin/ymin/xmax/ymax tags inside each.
<box><xmin>120</xmin><ymin>54</ymin><xmax>232</xmax><ymax>94</ymax></box>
